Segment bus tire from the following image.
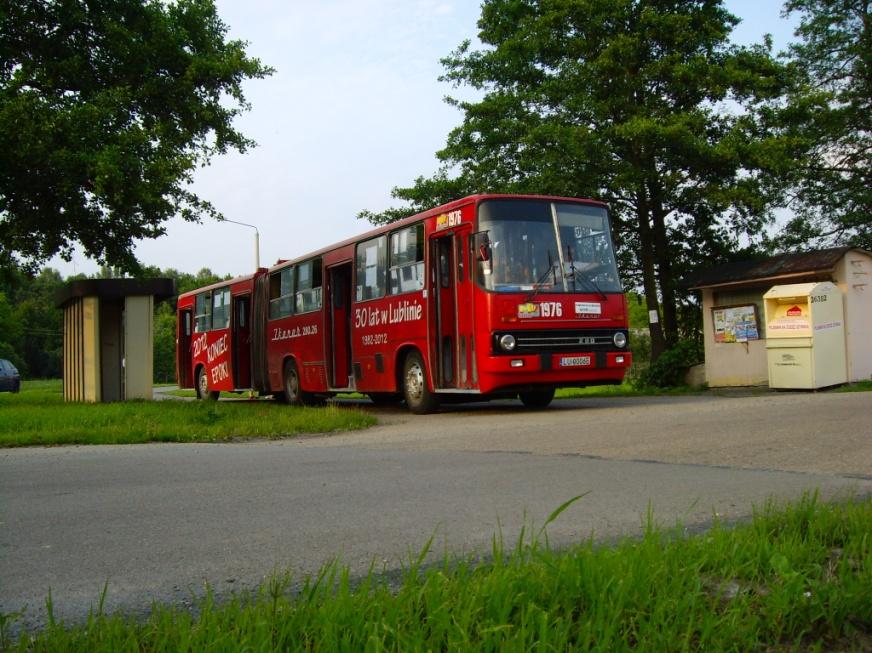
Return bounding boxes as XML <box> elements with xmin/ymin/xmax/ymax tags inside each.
<box><xmin>282</xmin><ymin>359</ymin><xmax>304</xmax><ymax>406</ymax></box>
<box><xmin>402</xmin><ymin>351</ymin><xmax>439</xmax><ymax>414</ymax></box>
<box><xmin>196</xmin><ymin>367</ymin><xmax>219</xmax><ymax>401</ymax></box>
<box><xmin>518</xmin><ymin>388</ymin><xmax>555</xmax><ymax>409</ymax></box>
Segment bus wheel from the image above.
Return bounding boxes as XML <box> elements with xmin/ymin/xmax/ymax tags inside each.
<box><xmin>518</xmin><ymin>388</ymin><xmax>555</xmax><ymax>409</ymax></box>
<box><xmin>196</xmin><ymin>367</ymin><xmax>219</xmax><ymax>401</ymax></box>
<box><xmin>402</xmin><ymin>351</ymin><xmax>439</xmax><ymax>414</ymax></box>
<box><xmin>282</xmin><ymin>360</ymin><xmax>304</xmax><ymax>406</ymax></box>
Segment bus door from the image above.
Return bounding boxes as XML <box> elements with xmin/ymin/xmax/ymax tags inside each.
<box><xmin>455</xmin><ymin>230</ymin><xmax>475</xmax><ymax>388</ymax></box>
<box><xmin>430</xmin><ymin>229</ymin><xmax>475</xmax><ymax>389</ymax></box>
<box><xmin>231</xmin><ymin>295</ymin><xmax>251</xmax><ymax>389</ymax></box>
<box><xmin>327</xmin><ymin>263</ymin><xmax>353</xmax><ymax>389</ymax></box>
<box><xmin>176</xmin><ymin>308</ymin><xmax>193</xmax><ymax>387</ymax></box>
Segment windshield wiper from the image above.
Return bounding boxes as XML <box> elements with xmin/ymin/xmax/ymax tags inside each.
<box><xmin>566</xmin><ymin>245</ymin><xmax>607</xmax><ymax>300</ymax></box>
<box><xmin>524</xmin><ymin>251</ymin><xmax>559</xmax><ymax>303</ymax></box>
<box><xmin>568</xmin><ymin>268</ymin><xmax>607</xmax><ymax>300</ymax></box>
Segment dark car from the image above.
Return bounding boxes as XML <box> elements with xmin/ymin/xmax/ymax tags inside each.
<box><xmin>0</xmin><ymin>359</ymin><xmax>20</xmax><ymax>393</ymax></box>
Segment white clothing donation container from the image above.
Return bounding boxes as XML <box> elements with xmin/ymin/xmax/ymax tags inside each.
<box><xmin>763</xmin><ymin>282</ymin><xmax>847</xmax><ymax>390</ymax></box>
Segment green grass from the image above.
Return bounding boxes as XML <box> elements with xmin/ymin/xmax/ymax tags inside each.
<box><xmin>12</xmin><ymin>379</ymin><xmax>62</xmax><ymax>393</ymax></box>
<box><xmin>836</xmin><ymin>380</ymin><xmax>872</xmax><ymax>393</ymax></box>
<box><xmin>163</xmin><ymin>388</ymin><xmax>197</xmax><ymax>398</ymax></box>
<box><xmin>0</xmin><ymin>381</ymin><xmax>376</xmax><ymax>447</ymax></box>
<box><xmin>556</xmin><ymin>382</ymin><xmax>707</xmax><ymax>399</ymax></box>
<box><xmin>557</xmin><ymin>383</ymin><xmax>648</xmax><ymax>399</ymax></box>
<box><xmin>3</xmin><ymin>493</ymin><xmax>869</xmax><ymax>651</ymax></box>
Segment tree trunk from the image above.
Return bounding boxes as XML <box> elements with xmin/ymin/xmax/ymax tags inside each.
<box><xmin>636</xmin><ymin>194</ymin><xmax>667</xmax><ymax>361</ymax></box>
<box><xmin>649</xmin><ymin>189</ymin><xmax>679</xmax><ymax>347</ymax></box>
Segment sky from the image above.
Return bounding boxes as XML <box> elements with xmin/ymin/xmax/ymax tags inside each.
<box><xmin>50</xmin><ymin>0</ymin><xmax>799</xmax><ymax>279</ymax></box>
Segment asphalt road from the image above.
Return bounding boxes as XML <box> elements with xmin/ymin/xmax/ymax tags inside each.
<box><xmin>2</xmin><ymin>390</ymin><xmax>870</xmax><ymax>631</ymax></box>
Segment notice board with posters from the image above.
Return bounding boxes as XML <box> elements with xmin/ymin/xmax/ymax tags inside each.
<box><xmin>712</xmin><ymin>304</ymin><xmax>761</xmax><ymax>343</ymax></box>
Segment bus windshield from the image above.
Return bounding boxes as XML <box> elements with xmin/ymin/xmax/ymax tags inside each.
<box><xmin>476</xmin><ymin>199</ymin><xmax>622</xmax><ymax>294</ymax></box>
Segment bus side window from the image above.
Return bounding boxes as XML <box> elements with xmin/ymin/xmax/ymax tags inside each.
<box><xmin>269</xmin><ymin>268</ymin><xmax>294</xmax><ymax>319</ymax></box>
<box><xmin>295</xmin><ymin>258</ymin><xmax>323</xmax><ymax>314</ymax></box>
<box><xmin>356</xmin><ymin>236</ymin><xmax>386</xmax><ymax>301</ymax></box>
<box><xmin>212</xmin><ymin>288</ymin><xmax>230</xmax><ymax>330</ymax></box>
<box><xmin>184</xmin><ymin>312</ymin><xmax>192</xmax><ymax>336</ymax></box>
<box><xmin>389</xmin><ymin>224</ymin><xmax>424</xmax><ymax>295</ymax></box>
<box><xmin>194</xmin><ymin>291</ymin><xmax>211</xmax><ymax>332</ymax></box>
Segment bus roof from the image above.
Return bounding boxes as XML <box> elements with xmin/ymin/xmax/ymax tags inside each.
<box><xmin>266</xmin><ymin>193</ymin><xmax>607</xmax><ymax>273</ymax></box>
<box><xmin>177</xmin><ymin>194</ymin><xmax>608</xmax><ymax>292</ymax></box>
<box><xmin>177</xmin><ymin>271</ymin><xmax>265</xmax><ymax>301</ymax></box>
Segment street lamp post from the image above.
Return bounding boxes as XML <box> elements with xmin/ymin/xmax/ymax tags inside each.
<box><xmin>218</xmin><ymin>217</ymin><xmax>260</xmax><ymax>269</ymax></box>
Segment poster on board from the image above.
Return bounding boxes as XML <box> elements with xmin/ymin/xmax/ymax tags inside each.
<box><xmin>712</xmin><ymin>305</ymin><xmax>760</xmax><ymax>343</ymax></box>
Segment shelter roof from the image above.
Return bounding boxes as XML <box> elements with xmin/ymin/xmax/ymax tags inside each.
<box><xmin>683</xmin><ymin>247</ymin><xmax>866</xmax><ymax>290</ymax></box>
<box><xmin>56</xmin><ymin>278</ymin><xmax>176</xmax><ymax>308</ymax></box>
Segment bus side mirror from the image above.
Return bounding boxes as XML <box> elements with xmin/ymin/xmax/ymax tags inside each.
<box><xmin>473</xmin><ymin>231</ymin><xmax>493</xmax><ymax>284</ymax></box>
<box><xmin>474</xmin><ymin>232</ymin><xmax>491</xmax><ymax>262</ymax></box>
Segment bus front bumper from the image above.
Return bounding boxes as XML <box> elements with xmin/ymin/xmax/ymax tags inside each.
<box><xmin>478</xmin><ymin>350</ymin><xmax>632</xmax><ymax>393</ymax></box>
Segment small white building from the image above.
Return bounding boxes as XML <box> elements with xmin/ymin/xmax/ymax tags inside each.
<box><xmin>686</xmin><ymin>247</ymin><xmax>872</xmax><ymax>387</ymax></box>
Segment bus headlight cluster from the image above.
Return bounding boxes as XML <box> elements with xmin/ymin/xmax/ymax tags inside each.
<box><xmin>613</xmin><ymin>332</ymin><xmax>627</xmax><ymax>348</ymax></box>
<box><xmin>499</xmin><ymin>334</ymin><xmax>517</xmax><ymax>352</ymax></box>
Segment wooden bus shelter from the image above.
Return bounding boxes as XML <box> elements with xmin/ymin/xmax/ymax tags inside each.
<box><xmin>56</xmin><ymin>278</ymin><xmax>175</xmax><ymax>402</ymax></box>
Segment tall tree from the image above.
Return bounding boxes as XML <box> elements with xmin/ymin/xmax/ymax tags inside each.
<box><xmin>361</xmin><ymin>0</ymin><xmax>794</xmax><ymax>359</ymax></box>
<box><xmin>781</xmin><ymin>0</ymin><xmax>872</xmax><ymax>248</ymax></box>
<box><xmin>0</xmin><ymin>0</ymin><xmax>272</xmax><ymax>272</ymax></box>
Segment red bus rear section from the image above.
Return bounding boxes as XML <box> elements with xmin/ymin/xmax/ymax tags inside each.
<box><xmin>176</xmin><ymin>195</ymin><xmax>632</xmax><ymax>412</ymax></box>
<box><xmin>177</xmin><ymin>274</ymin><xmax>261</xmax><ymax>400</ymax></box>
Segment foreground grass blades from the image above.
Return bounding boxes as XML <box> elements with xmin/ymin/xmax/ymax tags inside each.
<box><xmin>4</xmin><ymin>494</ymin><xmax>870</xmax><ymax>651</ymax></box>
<box><xmin>0</xmin><ymin>382</ymin><xmax>376</xmax><ymax>447</ymax></box>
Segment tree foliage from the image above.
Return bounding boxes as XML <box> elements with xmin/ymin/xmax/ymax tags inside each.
<box><xmin>0</xmin><ymin>0</ymin><xmax>272</xmax><ymax>272</ymax></box>
<box><xmin>781</xmin><ymin>0</ymin><xmax>872</xmax><ymax>249</ymax></box>
<box><xmin>360</xmin><ymin>0</ymin><xmax>794</xmax><ymax>359</ymax></box>
<box><xmin>0</xmin><ymin>268</ymin><xmax>65</xmax><ymax>377</ymax></box>
<box><xmin>634</xmin><ymin>338</ymin><xmax>704</xmax><ymax>389</ymax></box>
<box><xmin>0</xmin><ymin>291</ymin><xmax>25</xmax><ymax>367</ymax></box>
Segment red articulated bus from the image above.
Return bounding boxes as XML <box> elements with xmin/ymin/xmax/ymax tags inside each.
<box><xmin>176</xmin><ymin>273</ymin><xmax>261</xmax><ymax>400</ymax></box>
<box><xmin>176</xmin><ymin>194</ymin><xmax>632</xmax><ymax>412</ymax></box>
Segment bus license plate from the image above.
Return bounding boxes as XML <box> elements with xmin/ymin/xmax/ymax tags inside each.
<box><xmin>560</xmin><ymin>356</ymin><xmax>591</xmax><ymax>367</ymax></box>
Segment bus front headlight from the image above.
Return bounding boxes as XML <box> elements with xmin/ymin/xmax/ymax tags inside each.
<box><xmin>499</xmin><ymin>334</ymin><xmax>517</xmax><ymax>352</ymax></box>
<box><xmin>613</xmin><ymin>332</ymin><xmax>627</xmax><ymax>348</ymax></box>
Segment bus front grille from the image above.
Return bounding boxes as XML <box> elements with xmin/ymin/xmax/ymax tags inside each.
<box><xmin>492</xmin><ymin>329</ymin><xmax>628</xmax><ymax>354</ymax></box>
